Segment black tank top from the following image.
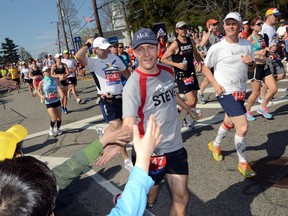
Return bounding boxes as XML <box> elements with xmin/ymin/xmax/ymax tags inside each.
<box><xmin>54</xmin><ymin>63</ymin><xmax>66</xmax><ymax>74</ymax></box>
<box><xmin>172</xmin><ymin>37</ymin><xmax>195</xmax><ymax>80</ymax></box>
<box><xmin>31</xmin><ymin>68</ymin><xmax>42</xmax><ymax>76</ymax></box>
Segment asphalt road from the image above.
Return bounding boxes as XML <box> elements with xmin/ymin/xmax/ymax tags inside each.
<box><xmin>0</xmin><ymin>73</ymin><xmax>288</xmax><ymax>216</ymax></box>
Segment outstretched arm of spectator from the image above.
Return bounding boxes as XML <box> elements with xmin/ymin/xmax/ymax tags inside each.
<box><xmin>52</xmin><ymin>128</ymin><xmax>131</xmax><ymax>190</ymax></box>
<box><xmin>108</xmin><ymin>115</ymin><xmax>162</xmax><ymax>216</ymax></box>
<box><xmin>95</xmin><ymin>116</ymin><xmax>135</xmax><ymax>166</ymax></box>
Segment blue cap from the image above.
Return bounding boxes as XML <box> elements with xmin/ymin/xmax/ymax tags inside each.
<box><xmin>132</xmin><ymin>28</ymin><xmax>158</xmax><ymax>49</ymax></box>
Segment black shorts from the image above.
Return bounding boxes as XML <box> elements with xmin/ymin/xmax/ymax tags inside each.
<box><xmin>46</xmin><ymin>100</ymin><xmax>61</xmax><ymax>109</ymax></box>
<box><xmin>132</xmin><ymin>147</ymin><xmax>189</xmax><ymax>185</ymax></box>
<box><xmin>68</xmin><ymin>77</ymin><xmax>77</xmax><ymax>85</ymax></box>
<box><xmin>248</xmin><ymin>64</ymin><xmax>271</xmax><ymax>81</ymax></box>
<box><xmin>103</xmin><ymin>98</ymin><xmax>123</xmax><ymax>121</ymax></box>
<box><xmin>12</xmin><ymin>78</ymin><xmax>20</xmax><ymax>84</ymax></box>
<box><xmin>60</xmin><ymin>80</ymin><xmax>69</xmax><ymax>87</ymax></box>
<box><xmin>176</xmin><ymin>74</ymin><xmax>200</xmax><ymax>94</ymax></box>
<box><xmin>24</xmin><ymin>79</ymin><xmax>33</xmax><ymax>84</ymax></box>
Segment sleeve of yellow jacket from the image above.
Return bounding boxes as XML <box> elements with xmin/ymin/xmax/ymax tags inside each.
<box><xmin>51</xmin><ymin>140</ymin><xmax>103</xmax><ymax>190</ymax></box>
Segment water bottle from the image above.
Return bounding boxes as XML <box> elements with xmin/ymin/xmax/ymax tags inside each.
<box><xmin>182</xmin><ymin>57</ymin><xmax>187</xmax><ymax>71</ymax></box>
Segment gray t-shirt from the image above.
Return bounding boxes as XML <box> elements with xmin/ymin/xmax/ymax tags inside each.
<box><xmin>204</xmin><ymin>33</ymin><xmax>220</xmax><ymax>54</ymax></box>
<box><xmin>122</xmin><ymin>63</ymin><xmax>183</xmax><ymax>154</ymax></box>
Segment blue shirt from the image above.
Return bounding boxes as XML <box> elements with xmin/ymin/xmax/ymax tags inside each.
<box><xmin>43</xmin><ymin>76</ymin><xmax>59</xmax><ymax>104</ymax></box>
<box><xmin>108</xmin><ymin>166</ymin><xmax>154</xmax><ymax>216</ymax></box>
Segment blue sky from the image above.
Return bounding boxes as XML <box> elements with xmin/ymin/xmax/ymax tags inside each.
<box><xmin>0</xmin><ymin>0</ymin><xmax>94</xmax><ymax>58</ymax></box>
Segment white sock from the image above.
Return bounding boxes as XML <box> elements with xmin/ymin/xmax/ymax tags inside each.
<box><xmin>234</xmin><ymin>134</ymin><xmax>246</xmax><ymax>163</ymax></box>
<box><xmin>214</xmin><ymin>126</ymin><xmax>228</xmax><ymax>146</ymax></box>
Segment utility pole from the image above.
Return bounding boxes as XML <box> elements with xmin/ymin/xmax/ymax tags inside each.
<box><xmin>57</xmin><ymin>0</ymin><xmax>69</xmax><ymax>51</ymax></box>
<box><xmin>56</xmin><ymin>22</ymin><xmax>61</xmax><ymax>53</ymax></box>
<box><xmin>92</xmin><ymin>0</ymin><xmax>103</xmax><ymax>37</ymax></box>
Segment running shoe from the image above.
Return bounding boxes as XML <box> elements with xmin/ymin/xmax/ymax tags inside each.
<box><xmin>257</xmin><ymin>97</ymin><xmax>273</xmax><ymax>105</ymax></box>
<box><xmin>182</xmin><ymin>116</ymin><xmax>194</xmax><ymax>131</ymax></box>
<box><xmin>64</xmin><ymin>108</ymin><xmax>68</xmax><ymax>114</ymax></box>
<box><xmin>61</xmin><ymin>107</ymin><xmax>65</xmax><ymax>113</ymax></box>
<box><xmin>237</xmin><ymin>162</ymin><xmax>256</xmax><ymax>178</ymax></box>
<box><xmin>245</xmin><ymin>111</ymin><xmax>256</xmax><ymax>121</ymax></box>
<box><xmin>124</xmin><ymin>158</ymin><xmax>133</xmax><ymax>171</ymax></box>
<box><xmin>40</xmin><ymin>98</ymin><xmax>45</xmax><ymax>103</ymax></box>
<box><xmin>95</xmin><ymin>126</ymin><xmax>104</xmax><ymax>138</ymax></box>
<box><xmin>57</xmin><ymin>128</ymin><xmax>63</xmax><ymax>135</ymax></box>
<box><xmin>76</xmin><ymin>98</ymin><xmax>82</xmax><ymax>104</ymax></box>
<box><xmin>197</xmin><ymin>93</ymin><xmax>206</xmax><ymax>104</ymax></box>
<box><xmin>208</xmin><ymin>141</ymin><xmax>223</xmax><ymax>161</ymax></box>
<box><xmin>257</xmin><ymin>107</ymin><xmax>272</xmax><ymax>119</ymax></box>
<box><xmin>32</xmin><ymin>93</ymin><xmax>35</xmax><ymax>97</ymax></box>
<box><xmin>49</xmin><ymin>128</ymin><xmax>54</xmax><ymax>136</ymax></box>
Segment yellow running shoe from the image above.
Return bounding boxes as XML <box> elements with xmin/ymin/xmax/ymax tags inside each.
<box><xmin>208</xmin><ymin>141</ymin><xmax>223</xmax><ymax>161</ymax></box>
<box><xmin>238</xmin><ymin>162</ymin><xmax>256</xmax><ymax>178</ymax></box>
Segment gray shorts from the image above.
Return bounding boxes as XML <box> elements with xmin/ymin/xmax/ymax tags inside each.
<box><xmin>266</xmin><ymin>60</ymin><xmax>285</xmax><ymax>76</ymax></box>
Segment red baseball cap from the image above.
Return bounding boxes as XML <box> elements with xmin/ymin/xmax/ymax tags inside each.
<box><xmin>206</xmin><ymin>19</ymin><xmax>218</xmax><ymax>29</ymax></box>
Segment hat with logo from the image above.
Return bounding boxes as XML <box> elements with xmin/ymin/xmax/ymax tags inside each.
<box><xmin>93</xmin><ymin>37</ymin><xmax>111</xmax><ymax>49</ymax></box>
<box><xmin>224</xmin><ymin>12</ymin><xmax>242</xmax><ymax>22</ymax></box>
<box><xmin>132</xmin><ymin>28</ymin><xmax>158</xmax><ymax>49</ymax></box>
<box><xmin>0</xmin><ymin>124</ymin><xmax>28</xmax><ymax>161</ymax></box>
<box><xmin>265</xmin><ymin>8</ymin><xmax>281</xmax><ymax>17</ymax></box>
<box><xmin>206</xmin><ymin>19</ymin><xmax>218</xmax><ymax>29</ymax></box>
<box><xmin>175</xmin><ymin>21</ymin><xmax>187</xmax><ymax>29</ymax></box>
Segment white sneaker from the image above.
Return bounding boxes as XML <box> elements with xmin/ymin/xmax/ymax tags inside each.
<box><xmin>49</xmin><ymin>127</ymin><xmax>54</xmax><ymax>136</ymax></box>
<box><xmin>257</xmin><ymin>97</ymin><xmax>273</xmax><ymax>105</ymax></box>
<box><xmin>95</xmin><ymin>126</ymin><xmax>104</xmax><ymax>138</ymax></box>
<box><xmin>124</xmin><ymin>158</ymin><xmax>133</xmax><ymax>172</ymax></box>
<box><xmin>57</xmin><ymin>128</ymin><xmax>62</xmax><ymax>135</ymax></box>
<box><xmin>183</xmin><ymin>116</ymin><xmax>195</xmax><ymax>130</ymax></box>
<box><xmin>76</xmin><ymin>98</ymin><xmax>82</xmax><ymax>104</ymax></box>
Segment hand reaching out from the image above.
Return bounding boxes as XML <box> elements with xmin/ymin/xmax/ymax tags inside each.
<box><xmin>134</xmin><ymin>115</ymin><xmax>162</xmax><ymax>172</ymax></box>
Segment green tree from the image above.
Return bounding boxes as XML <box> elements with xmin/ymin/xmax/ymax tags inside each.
<box><xmin>1</xmin><ymin>38</ymin><xmax>19</xmax><ymax>63</ymax></box>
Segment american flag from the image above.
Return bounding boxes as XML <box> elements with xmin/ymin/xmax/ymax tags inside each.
<box><xmin>83</xmin><ymin>16</ymin><xmax>94</xmax><ymax>22</ymax></box>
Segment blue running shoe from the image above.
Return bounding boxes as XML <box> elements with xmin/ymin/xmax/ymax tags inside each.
<box><xmin>246</xmin><ymin>111</ymin><xmax>256</xmax><ymax>121</ymax></box>
<box><xmin>257</xmin><ymin>107</ymin><xmax>272</xmax><ymax>119</ymax></box>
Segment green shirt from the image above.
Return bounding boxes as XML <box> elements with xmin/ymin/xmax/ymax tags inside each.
<box><xmin>52</xmin><ymin>140</ymin><xmax>103</xmax><ymax>190</ymax></box>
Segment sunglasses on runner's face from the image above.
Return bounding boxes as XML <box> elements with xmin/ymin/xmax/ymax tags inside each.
<box><xmin>255</xmin><ymin>22</ymin><xmax>263</xmax><ymax>26</ymax></box>
<box><xmin>118</xmin><ymin>46</ymin><xmax>124</xmax><ymax>48</ymax></box>
<box><xmin>212</xmin><ymin>23</ymin><xmax>218</xmax><ymax>26</ymax></box>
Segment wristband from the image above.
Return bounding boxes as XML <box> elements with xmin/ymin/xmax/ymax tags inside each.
<box><xmin>85</xmin><ymin>42</ymin><xmax>91</xmax><ymax>48</ymax></box>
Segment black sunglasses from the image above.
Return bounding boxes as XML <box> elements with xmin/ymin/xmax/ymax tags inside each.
<box><xmin>255</xmin><ymin>22</ymin><xmax>263</xmax><ymax>26</ymax></box>
<box><xmin>212</xmin><ymin>23</ymin><xmax>218</xmax><ymax>26</ymax></box>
